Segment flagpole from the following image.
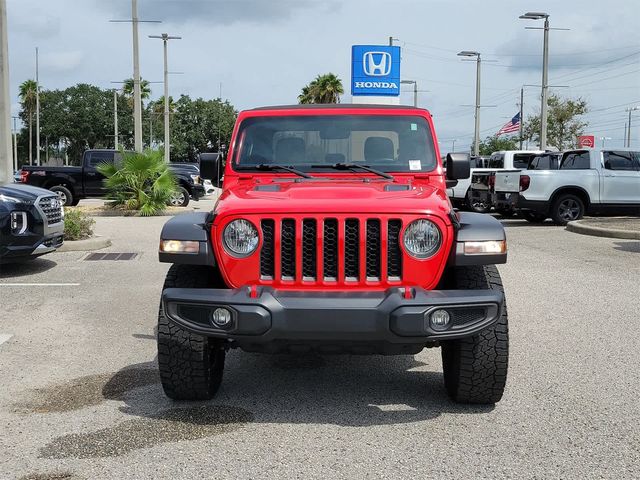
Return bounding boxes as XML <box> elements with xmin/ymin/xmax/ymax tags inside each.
<box><xmin>519</xmin><ymin>87</ymin><xmax>524</xmax><ymax>149</ymax></box>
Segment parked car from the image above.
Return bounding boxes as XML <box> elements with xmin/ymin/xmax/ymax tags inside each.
<box><xmin>0</xmin><ymin>183</ymin><xmax>64</xmax><ymax>264</ymax></box>
<box><xmin>517</xmin><ymin>148</ymin><xmax>640</xmax><ymax>224</ymax></box>
<box><xmin>20</xmin><ymin>150</ymin><xmax>205</xmax><ymax>207</ymax></box>
<box><xmin>156</xmin><ymin>104</ymin><xmax>510</xmax><ymax>405</ymax></box>
<box><xmin>169</xmin><ymin>161</ymin><xmax>218</xmax><ymax>196</ymax></box>
<box><xmin>450</xmin><ymin>150</ymin><xmax>542</xmax><ymax>213</ymax></box>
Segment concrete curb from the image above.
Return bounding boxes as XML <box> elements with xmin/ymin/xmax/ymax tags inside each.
<box><xmin>566</xmin><ymin>220</ymin><xmax>640</xmax><ymax>240</ymax></box>
<box><xmin>76</xmin><ymin>207</ymin><xmax>195</xmax><ymax>217</ymax></box>
<box><xmin>57</xmin><ymin>236</ymin><xmax>112</xmax><ymax>252</ymax></box>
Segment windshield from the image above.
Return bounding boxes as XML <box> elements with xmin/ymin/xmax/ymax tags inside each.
<box><xmin>232</xmin><ymin>115</ymin><xmax>437</xmax><ymax>173</ymax></box>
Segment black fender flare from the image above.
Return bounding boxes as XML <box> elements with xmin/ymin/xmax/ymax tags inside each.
<box><xmin>449</xmin><ymin>211</ymin><xmax>507</xmax><ymax>266</ymax></box>
<box><xmin>158</xmin><ymin>212</ymin><xmax>217</xmax><ymax>266</ymax></box>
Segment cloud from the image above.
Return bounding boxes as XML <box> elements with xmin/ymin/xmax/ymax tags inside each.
<box><xmin>103</xmin><ymin>0</ymin><xmax>335</xmax><ymax>26</ymax></box>
<box><xmin>12</xmin><ymin>13</ymin><xmax>61</xmax><ymax>38</ymax></box>
<box><xmin>40</xmin><ymin>51</ymin><xmax>85</xmax><ymax>73</ymax></box>
<box><xmin>491</xmin><ymin>15</ymin><xmax>640</xmax><ymax>71</ymax></box>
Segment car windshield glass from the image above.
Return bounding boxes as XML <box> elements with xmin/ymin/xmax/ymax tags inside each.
<box><xmin>232</xmin><ymin>115</ymin><xmax>437</xmax><ymax>173</ymax></box>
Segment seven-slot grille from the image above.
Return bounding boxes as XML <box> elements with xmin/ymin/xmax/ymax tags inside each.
<box><xmin>260</xmin><ymin>217</ymin><xmax>403</xmax><ymax>283</ymax></box>
<box><xmin>37</xmin><ymin>196</ymin><xmax>63</xmax><ymax>225</ymax></box>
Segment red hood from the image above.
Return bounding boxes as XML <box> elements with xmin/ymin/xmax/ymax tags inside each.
<box><xmin>214</xmin><ymin>178</ymin><xmax>452</xmax><ymax>219</ymax></box>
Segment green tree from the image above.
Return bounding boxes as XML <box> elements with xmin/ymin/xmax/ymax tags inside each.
<box><xmin>19</xmin><ymin>79</ymin><xmax>38</xmax><ymax>164</ymax></box>
<box><xmin>122</xmin><ymin>78</ymin><xmax>152</xmax><ymax>108</ymax></box>
<box><xmin>97</xmin><ymin>150</ymin><xmax>178</xmax><ymax>215</ymax></box>
<box><xmin>475</xmin><ymin>135</ymin><xmax>519</xmax><ymax>156</ymax></box>
<box><xmin>298</xmin><ymin>73</ymin><xmax>344</xmax><ymax>104</ymax></box>
<box><xmin>171</xmin><ymin>95</ymin><xmax>237</xmax><ymax>161</ymax></box>
<box><xmin>523</xmin><ymin>94</ymin><xmax>588</xmax><ymax>150</ymax></box>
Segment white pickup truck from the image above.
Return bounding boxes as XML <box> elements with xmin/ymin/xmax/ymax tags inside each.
<box><xmin>449</xmin><ymin>150</ymin><xmax>543</xmax><ymax>213</ymax></box>
<box><xmin>517</xmin><ymin>148</ymin><xmax>640</xmax><ymax>224</ymax></box>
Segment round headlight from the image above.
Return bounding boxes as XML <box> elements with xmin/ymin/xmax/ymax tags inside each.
<box><xmin>223</xmin><ymin>219</ymin><xmax>259</xmax><ymax>257</ymax></box>
<box><xmin>403</xmin><ymin>219</ymin><xmax>441</xmax><ymax>259</ymax></box>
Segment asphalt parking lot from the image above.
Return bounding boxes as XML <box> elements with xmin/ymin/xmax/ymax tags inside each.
<box><xmin>0</xmin><ymin>204</ymin><xmax>639</xmax><ymax>479</ymax></box>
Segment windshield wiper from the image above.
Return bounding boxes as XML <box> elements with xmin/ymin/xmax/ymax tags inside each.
<box><xmin>311</xmin><ymin>162</ymin><xmax>394</xmax><ymax>180</ymax></box>
<box><xmin>236</xmin><ymin>164</ymin><xmax>313</xmax><ymax>179</ymax></box>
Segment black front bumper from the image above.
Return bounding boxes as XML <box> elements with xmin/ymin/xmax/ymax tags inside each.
<box><xmin>162</xmin><ymin>287</ymin><xmax>504</xmax><ymax>354</ymax></box>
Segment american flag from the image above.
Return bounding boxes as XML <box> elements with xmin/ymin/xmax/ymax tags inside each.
<box><xmin>496</xmin><ymin>112</ymin><xmax>521</xmax><ymax>136</ymax></box>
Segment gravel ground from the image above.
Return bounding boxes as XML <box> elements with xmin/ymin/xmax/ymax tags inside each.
<box><xmin>577</xmin><ymin>216</ymin><xmax>640</xmax><ymax>232</ymax></box>
<box><xmin>0</xmin><ymin>210</ymin><xmax>638</xmax><ymax>480</ymax></box>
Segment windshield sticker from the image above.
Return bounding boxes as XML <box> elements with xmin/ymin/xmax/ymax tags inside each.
<box><xmin>410</xmin><ymin>123</ymin><xmax>417</xmax><ymax>131</ymax></box>
<box><xmin>409</xmin><ymin>160</ymin><xmax>422</xmax><ymax>170</ymax></box>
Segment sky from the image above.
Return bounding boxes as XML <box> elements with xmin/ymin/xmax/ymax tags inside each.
<box><xmin>5</xmin><ymin>0</ymin><xmax>640</xmax><ymax>151</ymax></box>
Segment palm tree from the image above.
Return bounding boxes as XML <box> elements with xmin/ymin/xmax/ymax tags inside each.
<box><xmin>19</xmin><ymin>79</ymin><xmax>38</xmax><ymax>164</ymax></box>
<box><xmin>97</xmin><ymin>150</ymin><xmax>178</xmax><ymax>216</ymax></box>
<box><xmin>122</xmin><ymin>78</ymin><xmax>151</xmax><ymax>108</ymax></box>
<box><xmin>297</xmin><ymin>73</ymin><xmax>344</xmax><ymax>104</ymax></box>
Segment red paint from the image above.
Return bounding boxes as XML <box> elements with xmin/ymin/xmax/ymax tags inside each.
<box><xmin>578</xmin><ymin>135</ymin><xmax>595</xmax><ymax>148</ymax></box>
<box><xmin>211</xmin><ymin>106</ymin><xmax>455</xmax><ymax>292</ymax></box>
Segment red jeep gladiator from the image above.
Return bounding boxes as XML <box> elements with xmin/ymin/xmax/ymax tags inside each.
<box><xmin>157</xmin><ymin>104</ymin><xmax>509</xmax><ymax>404</ymax></box>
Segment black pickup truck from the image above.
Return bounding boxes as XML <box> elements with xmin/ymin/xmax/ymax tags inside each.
<box><xmin>1</xmin><ymin>183</ymin><xmax>64</xmax><ymax>264</ymax></box>
<box><xmin>20</xmin><ymin>149</ymin><xmax>205</xmax><ymax>207</ymax></box>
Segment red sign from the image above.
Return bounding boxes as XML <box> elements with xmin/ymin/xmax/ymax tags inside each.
<box><xmin>578</xmin><ymin>135</ymin><xmax>595</xmax><ymax>148</ymax></box>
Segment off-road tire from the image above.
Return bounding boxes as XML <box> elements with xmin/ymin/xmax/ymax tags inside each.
<box><xmin>441</xmin><ymin>265</ymin><xmax>508</xmax><ymax>404</ymax></box>
<box><xmin>551</xmin><ymin>193</ymin><xmax>584</xmax><ymax>226</ymax></box>
<box><xmin>157</xmin><ymin>264</ymin><xmax>225</xmax><ymax>400</ymax></box>
<box><xmin>50</xmin><ymin>185</ymin><xmax>74</xmax><ymax>206</ymax></box>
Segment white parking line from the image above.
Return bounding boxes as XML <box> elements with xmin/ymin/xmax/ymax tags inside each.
<box><xmin>0</xmin><ymin>283</ymin><xmax>80</xmax><ymax>287</ymax></box>
<box><xmin>0</xmin><ymin>334</ymin><xmax>13</xmax><ymax>346</ymax></box>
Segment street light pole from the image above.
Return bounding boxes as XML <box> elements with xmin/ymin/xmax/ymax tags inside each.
<box><xmin>0</xmin><ymin>0</ymin><xmax>12</xmax><ymax>183</ymax></box>
<box><xmin>599</xmin><ymin>137</ymin><xmax>611</xmax><ymax>148</ymax></box>
<box><xmin>113</xmin><ymin>89</ymin><xmax>119</xmax><ymax>150</ymax></box>
<box><xmin>519</xmin><ymin>87</ymin><xmax>524</xmax><ymax>149</ymax></box>
<box><xmin>12</xmin><ymin>116</ymin><xmax>17</xmax><ymax>171</ymax></box>
<box><xmin>110</xmin><ymin>3</ymin><xmax>160</xmax><ymax>153</ymax></box>
<box><xmin>626</xmin><ymin>106</ymin><xmax>639</xmax><ymax>147</ymax></box>
<box><xmin>149</xmin><ymin>33</ymin><xmax>181</xmax><ymax>162</ymax></box>
<box><xmin>35</xmin><ymin>47</ymin><xmax>40</xmax><ymax>165</ymax></box>
<box><xmin>458</xmin><ymin>51</ymin><xmax>481</xmax><ymax>156</ymax></box>
<box><xmin>131</xmin><ymin>0</ymin><xmax>143</xmax><ymax>152</ymax></box>
<box><xmin>520</xmin><ymin>12</ymin><xmax>568</xmax><ymax>150</ymax></box>
<box><xmin>400</xmin><ymin>80</ymin><xmax>417</xmax><ymax>107</ymax></box>
<box><xmin>540</xmin><ymin>15</ymin><xmax>550</xmax><ymax>150</ymax></box>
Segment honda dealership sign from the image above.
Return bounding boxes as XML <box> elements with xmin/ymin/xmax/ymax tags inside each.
<box><xmin>351</xmin><ymin>45</ymin><xmax>401</xmax><ymax>97</ymax></box>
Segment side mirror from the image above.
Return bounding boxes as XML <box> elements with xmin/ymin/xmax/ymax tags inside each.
<box><xmin>446</xmin><ymin>152</ymin><xmax>470</xmax><ymax>180</ymax></box>
<box><xmin>199</xmin><ymin>153</ymin><xmax>223</xmax><ymax>187</ymax></box>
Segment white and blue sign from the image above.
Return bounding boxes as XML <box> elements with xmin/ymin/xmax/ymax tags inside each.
<box><xmin>351</xmin><ymin>45</ymin><xmax>401</xmax><ymax>96</ymax></box>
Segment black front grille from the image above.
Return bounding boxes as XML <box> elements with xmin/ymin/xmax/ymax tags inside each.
<box><xmin>366</xmin><ymin>219</ymin><xmax>381</xmax><ymax>279</ymax></box>
<box><xmin>260</xmin><ymin>220</ymin><xmax>275</xmax><ymax>278</ymax></box>
<box><xmin>387</xmin><ymin>220</ymin><xmax>402</xmax><ymax>279</ymax></box>
<box><xmin>38</xmin><ymin>196</ymin><xmax>63</xmax><ymax>224</ymax></box>
<box><xmin>344</xmin><ymin>219</ymin><xmax>360</xmax><ymax>280</ymax></box>
<box><xmin>302</xmin><ymin>219</ymin><xmax>317</xmax><ymax>279</ymax></box>
<box><xmin>323</xmin><ymin>219</ymin><xmax>338</xmax><ymax>280</ymax></box>
<box><xmin>280</xmin><ymin>219</ymin><xmax>296</xmax><ymax>279</ymax></box>
<box><xmin>258</xmin><ymin>217</ymin><xmax>403</xmax><ymax>283</ymax></box>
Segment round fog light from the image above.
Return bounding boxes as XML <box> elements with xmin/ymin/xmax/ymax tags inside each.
<box><xmin>211</xmin><ymin>308</ymin><xmax>232</xmax><ymax>328</ymax></box>
<box><xmin>430</xmin><ymin>309</ymin><xmax>451</xmax><ymax>330</ymax></box>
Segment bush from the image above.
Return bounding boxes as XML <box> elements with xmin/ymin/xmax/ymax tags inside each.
<box><xmin>97</xmin><ymin>149</ymin><xmax>178</xmax><ymax>216</ymax></box>
<box><xmin>64</xmin><ymin>209</ymin><xmax>95</xmax><ymax>241</ymax></box>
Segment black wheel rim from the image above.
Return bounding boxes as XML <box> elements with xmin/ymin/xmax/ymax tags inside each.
<box><xmin>558</xmin><ymin>199</ymin><xmax>580</xmax><ymax>221</ymax></box>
